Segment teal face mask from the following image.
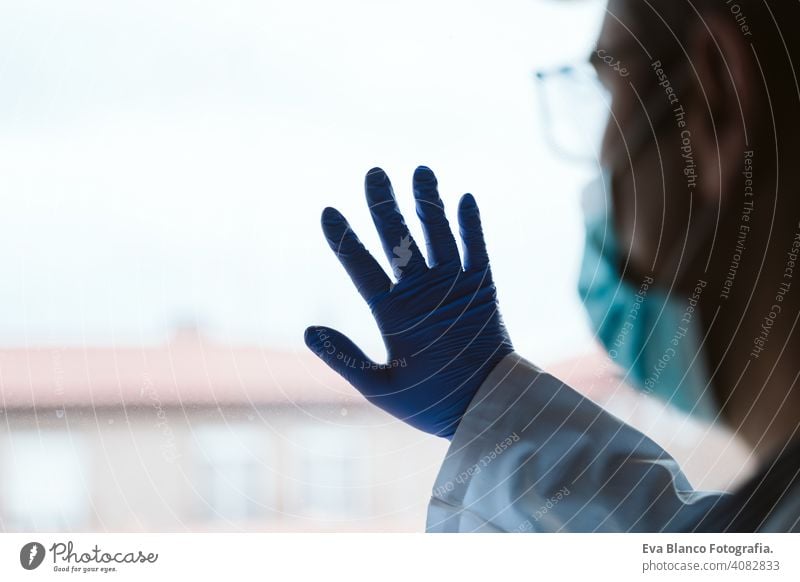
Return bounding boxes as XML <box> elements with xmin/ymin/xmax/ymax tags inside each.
<box><xmin>577</xmin><ymin>171</ymin><xmax>719</xmax><ymax>419</ymax></box>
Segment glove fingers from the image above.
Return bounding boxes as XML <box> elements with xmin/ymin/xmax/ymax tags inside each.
<box><xmin>458</xmin><ymin>193</ymin><xmax>490</xmax><ymax>271</ymax></box>
<box><xmin>321</xmin><ymin>207</ymin><xmax>392</xmax><ymax>303</ymax></box>
<box><xmin>304</xmin><ymin>326</ymin><xmax>387</xmax><ymax>393</ymax></box>
<box><xmin>365</xmin><ymin>167</ymin><xmax>428</xmax><ymax>280</ymax></box>
<box><xmin>413</xmin><ymin>166</ymin><xmax>460</xmax><ymax>268</ymax></box>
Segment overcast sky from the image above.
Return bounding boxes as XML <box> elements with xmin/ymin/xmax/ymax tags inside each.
<box><xmin>0</xmin><ymin>0</ymin><xmax>605</xmax><ymax>364</ymax></box>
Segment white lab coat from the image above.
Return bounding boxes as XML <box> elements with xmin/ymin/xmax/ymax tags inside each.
<box><xmin>426</xmin><ymin>353</ymin><xmax>762</xmax><ymax>532</ymax></box>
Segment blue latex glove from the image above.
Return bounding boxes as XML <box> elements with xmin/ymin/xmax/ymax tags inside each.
<box><xmin>304</xmin><ymin>166</ymin><xmax>513</xmax><ymax>438</ymax></box>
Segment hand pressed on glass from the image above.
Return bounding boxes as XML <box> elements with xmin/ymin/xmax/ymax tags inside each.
<box><xmin>304</xmin><ymin>166</ymin><xmax>513</xmax><ymax>438</ymax></box>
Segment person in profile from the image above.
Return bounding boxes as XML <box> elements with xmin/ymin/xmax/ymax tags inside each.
<box><xmin>305</xmin><ymin>0</ymin><xmax>800</xmax><ymax>532</ymax></box>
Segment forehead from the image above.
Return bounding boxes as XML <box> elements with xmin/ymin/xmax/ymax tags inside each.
<box><xmin>597</xmin><ymin>0</ymin><xmax>681</xmax><ymax>53</ymax></box>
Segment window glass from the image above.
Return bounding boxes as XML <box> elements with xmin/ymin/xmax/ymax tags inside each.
<box><xmin>287</xmin><ymin>425</ymin><xmax>370</xmax><ymax>520</ymax></box>
<box><xmin>192</xmin><ymin>423</ymin><xmax>274</xmax><ymax>522</ymax></box>
<box><xmin>2</xmin><ymin>430</ymin><xmax>91</xmax><ymax>530</ymax></box>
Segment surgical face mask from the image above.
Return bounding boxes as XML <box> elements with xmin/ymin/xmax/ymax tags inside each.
<box><xmin>536</xmin><ymin>54</ymin><xmax>719</xmax><ymax>417</ymax></box>
<box><xmin>577</xmin><ymin>170</ymin><xmax>719</xmax><ymax>419</ymax></box>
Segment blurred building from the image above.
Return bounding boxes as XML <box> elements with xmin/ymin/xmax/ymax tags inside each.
<box><xmin>0</xmin><ymin>328</ymin><xmax>757</xmax><ymax>532</ymax></box>
<box><xmin>0</xmin><ymin>328</ymin><xmax>448</xmax><ymax>532</ymax></box>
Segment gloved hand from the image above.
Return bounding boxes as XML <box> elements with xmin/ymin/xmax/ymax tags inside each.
<box><xmin>304</xmin><ymin>166</ymin><xmax>513</xmax><ymax>438</ymax></box>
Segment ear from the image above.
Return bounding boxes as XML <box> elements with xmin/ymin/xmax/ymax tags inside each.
<box><xmin>687</xmin><ymin>11</ymin><xmax>757</xmax><ymax>204</ymax></box>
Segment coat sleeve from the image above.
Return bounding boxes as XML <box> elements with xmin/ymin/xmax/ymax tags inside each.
<box><xmin>426</xmin><ymin>353</ymin><xmax>729</xmax><ymax>532</ymax></box>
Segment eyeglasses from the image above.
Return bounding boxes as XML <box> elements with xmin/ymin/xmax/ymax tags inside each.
<box><xmin>535</xmin><ymin>54</ymin><xmax>688</xmax><ymax>167</ymax></box>
<box><xmin>533</xmin><ymin>61</ymin><xmax>612</xmax><ymax>165</ymax></box>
